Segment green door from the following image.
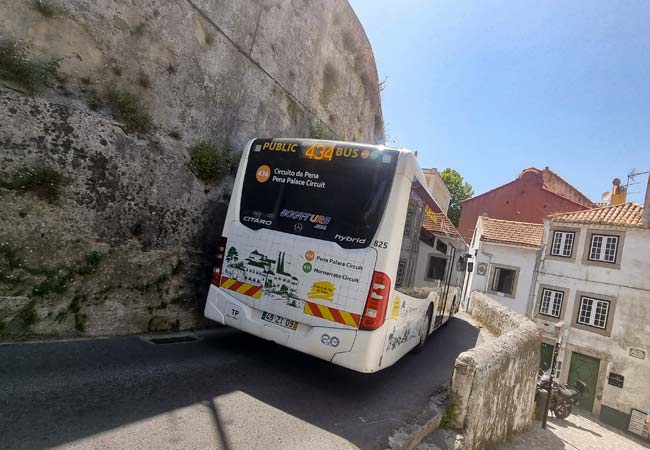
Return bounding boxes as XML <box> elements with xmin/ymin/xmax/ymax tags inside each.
<box><xmin>540</xmin><ymin>343</ymin><xmax>554</xmax><ymax>372</ymax></box>
<box><xmin>567</xmin><ymin>352</ymin><xmax>600</xmax><ymax>413</ymax></box>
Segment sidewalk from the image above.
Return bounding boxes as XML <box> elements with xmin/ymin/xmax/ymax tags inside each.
<box><xmin>498</xmin><ymin>410</ymin><xmax>650</xmax><ymax>450</ymax></box>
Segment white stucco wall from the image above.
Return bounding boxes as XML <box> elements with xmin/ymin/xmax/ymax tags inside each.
<box><xmin>533</xmin><ymin>221</ymin><xmax>650</xmax><ymax>420</ymax></box>
<box><xmin>413</xmin><ymin>237</ymin><xmax>466</xmax><ymax>289</ymax></box>
<box><xmin>423</xmin><ymin>168</ymin><xmax>451</xmax><ymax>215</ymax></box>
<box><xmin>467</xmin><ymin>240</ymin><xmax>539</xmax><ymax>316</ymax></box>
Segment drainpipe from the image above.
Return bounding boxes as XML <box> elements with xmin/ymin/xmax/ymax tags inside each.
<box><xmin>526</xmin><ymin>246</ymin><xmax>543</xmax><ymax>318</ymax></box>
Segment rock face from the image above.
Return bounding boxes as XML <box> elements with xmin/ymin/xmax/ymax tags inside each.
<box><xmin>0</xmin><ymin>0</ymin><xmax>384</xmax><ymax>339</ymax></box>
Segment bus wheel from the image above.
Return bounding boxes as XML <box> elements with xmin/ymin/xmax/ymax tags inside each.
<box><xmin>413</xmin><ymin>304</ymin><xmax>433</xmax><ymax>353</ymax></box>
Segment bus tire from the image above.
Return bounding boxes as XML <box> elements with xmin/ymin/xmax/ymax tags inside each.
<box><xmin>413</xmin><ymin>304</ymin><xmax>433</xmax><ymax>353</ymax></box>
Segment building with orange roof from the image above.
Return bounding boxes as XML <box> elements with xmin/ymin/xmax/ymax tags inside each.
<box><xmin>531</xmin><ymin>196</ymin><xmax>650</xmax><ymax>433</ymax></box>
<box><xmin>464</xmin><ymin>216</ymin><xmax>544</xmax><ymax>315</ymax></box>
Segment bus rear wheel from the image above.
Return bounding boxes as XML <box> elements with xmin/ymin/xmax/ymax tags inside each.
<box><xmin>413</xmin><ymin>305</ymin><xmax>433</xmax><ymax>353</ymax></box>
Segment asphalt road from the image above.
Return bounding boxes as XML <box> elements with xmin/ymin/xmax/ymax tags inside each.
<box><xmin>0</xmin><ymin>318</ymin><xmax>478</xmax><ymax>450</ymax></box>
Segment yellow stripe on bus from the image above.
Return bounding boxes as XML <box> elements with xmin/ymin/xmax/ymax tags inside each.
<box><xmin>317</xmin><ymin>304</ymin><xmax>335</xmax><ymax>322</ymax></box>
<box><xmin>236</xmin><ymin>284</ymin><xmax>251</xmax><ymax>294</ymax></box>
<box><xmin>221</xmin><ymin>279</ymin><xmax>236</xmax><ymax>289</ymax></box>
<box><xmin>340</xmin><ymin>311</ymin><xmax>358</xmax><ymax>327</ymax></box>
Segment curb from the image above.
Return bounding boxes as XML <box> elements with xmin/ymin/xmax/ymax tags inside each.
<box><xmin>385</xmin><ymin>391</ymin><xmax>447</xmax><ymax>450</ymax></box>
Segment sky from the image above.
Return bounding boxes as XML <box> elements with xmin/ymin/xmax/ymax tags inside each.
<box><xmin>348</xmin><ymin>0</ymin><xmax>650</xmax><ymax>203</ymax></box>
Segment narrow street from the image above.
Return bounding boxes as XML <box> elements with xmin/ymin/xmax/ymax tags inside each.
<box><xmin>498</xmin><ymin>411</ymin><xmax>650</xmax><ymax>450</ymax></box>
<box><xmin>0</xmin><ymin>318</ymin><xmax>478</xmax><ymax>450</ymax></box>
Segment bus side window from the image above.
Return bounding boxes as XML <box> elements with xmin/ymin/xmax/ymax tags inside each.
<box><xmin>396</xmin><ymin>184</ymin><xmax>434</xmax><ymax>298</ymax></box>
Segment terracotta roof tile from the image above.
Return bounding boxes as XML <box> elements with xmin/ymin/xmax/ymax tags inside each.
<box><xmin>480</xmin><ymin>217</ymin><xmax>543</xmax><ymax>248</ymax></box>
<box><xmin>422</xmin><ymin>207</ymin><xmax>463</xmax><ymax>240</ymax></box>
<box><xmin>548</xmin><ymin>202</ymin><xmax>645</xmax><ymax>228</ymax></box>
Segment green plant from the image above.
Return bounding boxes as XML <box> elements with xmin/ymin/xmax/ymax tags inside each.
<box><xmin>0</xmin><ymin>166</ymin><xmax>65</xmax><ymax>203</ymax></box>
<box><xmin>107</xmin><ymin>90</ymin><xmax>152</xmax><ymax>133</ymax></box>
<box><xmin>32</xmin><ymin>0</ymin><xmax>65</xmax><ymax>18</ymax></box>
<box><xmin>0</xmin><ymin>40</ymin><xmax>60</xmax><ymax>93</ymax></box>
<box><xmin>189</xmin><ymin>142</ymin><xmax>230</xmax><ymax>183</ymax></box>
<box><xmin>32</xmin><ymin>269</ymin><xmax>72</xmax><ymax>296</ymax></box>
<box><xmin>439</xmin><ymin>403</ymin><xmax>459</xmax><ymax>429</ymax></box>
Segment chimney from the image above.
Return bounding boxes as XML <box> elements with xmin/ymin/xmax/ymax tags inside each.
<box><xmin>643</xmin><ymin>175</ymin><xmax>650</xmax><ymax>227</ymax></box>
<box><xmin>610</xmin><ymin>178</ymin><xmax>627</xmax><ymax>205</ymax></box>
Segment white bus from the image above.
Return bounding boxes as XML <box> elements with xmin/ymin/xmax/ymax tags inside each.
<box><xmin>204</xmin><ymin>138</ymin><xmax>465</xmax><ymax>372</ymax></box>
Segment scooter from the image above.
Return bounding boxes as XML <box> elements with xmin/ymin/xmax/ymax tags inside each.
<box><xmin>537</xmin><ymin>370</ymin><xmax>587</xmax><ymax>419</ymax></box>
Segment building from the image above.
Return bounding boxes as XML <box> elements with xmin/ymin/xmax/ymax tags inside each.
<box><xmin>531</xmin><ymin>201</ymin><xmax>650</xmax><ymax>435</ymax></box>
<box><xmin>458</xmin><ymin>167</ymin><xmax>595</xmax><ymax>243</ymax></box>
<box><xmin>464</xmin><ymin>217</ymin><xmax>543</xmax><ymax>315</ymax></box>
<box><xmin>422</xmin><ymin>168</ymin><xmax>452</xmax><ymax>215</ymax></box>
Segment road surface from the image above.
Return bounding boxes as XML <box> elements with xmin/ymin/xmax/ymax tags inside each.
<box><xmin>0</xmin><ymin>318</ymin><xmax>478</xmax><ymax>450</ymax></box>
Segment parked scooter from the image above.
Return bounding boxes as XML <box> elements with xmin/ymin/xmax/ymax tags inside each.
<box><xmin>537</xmin><ymin>370</ymin><xmax>587</xmax><ymax>419</ymax></box>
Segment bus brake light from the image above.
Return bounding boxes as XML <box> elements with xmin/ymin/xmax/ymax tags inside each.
<box><xmin>360</xmin><ymin>271</ymin><xmax>391</xmax><ymax>330</ymax></box>
<box><xmin>211</xmin><ymin>237</ymin><xmax>228</xmax><ymax>286</ymax></box>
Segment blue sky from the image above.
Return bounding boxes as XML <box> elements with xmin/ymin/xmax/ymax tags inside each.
<box><xmin>348</xmin><ymin>0</ymin><xmax>650</xmax><ymax>203</ymax></box>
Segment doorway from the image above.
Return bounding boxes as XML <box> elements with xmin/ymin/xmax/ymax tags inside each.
<box><xmin>567</xmin><ymin>352</ymin><xmax>600</xmax><ymax>413</ymax></box>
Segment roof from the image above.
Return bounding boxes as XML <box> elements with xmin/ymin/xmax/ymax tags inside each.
<box><xmin>461</xmin><ymin>167</ymin><xmax>594</xmax><ymax>208</ymax></box>
<box><xmin>548</xmin><ymin>202</ymin><xmax>645</xmax><ymax>228</ymax></box>
<box><xmin>422</xmin><ymin>207</ymin><xmax>464</xmax><ymax>241</ymax></box>
<box><xmin>480</xmin><ymin>217</ymin><xmax>543</xmax><ymax>248</ymax></box>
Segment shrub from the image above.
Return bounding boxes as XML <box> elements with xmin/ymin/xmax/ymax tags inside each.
<box><xmin>0</xmin><ymin>166</ymin><xmax>65</xmax><ymax>203</ymax></box>
<box><xmin>0</xmin><ymin>40</ymin><xmax>60</xmax><ymax>93</ymax></box>
<box><xmin>107</xmin><ymin>90</ymin><xmax>152</xmax><ymax>133</ymax></box>
<box><xmin>189</xmin><ymin>142</ymin><xmax>230</xmax><ymax>183</ymax></box>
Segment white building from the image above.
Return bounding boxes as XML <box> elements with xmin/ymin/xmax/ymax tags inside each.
<box><xmin>422</xmin><ymin>168</ymin><xmax>452</xmax><ymax>215</ymax></box>
<box><xmin>532</xmin><ymin>202</ymin><xmax>650</xmax><ymax>435</ymax></box>
<box><xmin>464</xmin><ymin>217</ymin><xmax>543</xmax><ymax>315</ymax></box>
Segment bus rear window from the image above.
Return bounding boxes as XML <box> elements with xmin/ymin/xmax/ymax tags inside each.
<box><xmin>239</xmin><ymin>139</ymin><xmax>399</xmax><ymax>249</ymax></box>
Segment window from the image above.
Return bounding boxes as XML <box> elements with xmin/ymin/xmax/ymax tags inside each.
<box><xmin>588</xmin><ymin>235</ymin><xmax>618</xmax><ymax>263</ymax></box>
<box><xmin>436</xmin><ymin>239</ymin><xmax>448</xmax><ymax>254</ymax></box>
<box><xmin>577</xmin><ymin>296</ymin><xmax>610</xmax><ymax>329</ymax></box>
<box><xmin>539</xmin><ymin>288</ymin><xmax>564</xmax><ymax>318</ymax></box>
<box><xmin>403</xmin><ymin>212</ymin><xmax>414</xmax><ymax>236</ymax></box>
<box><xmin>396</xmin><ymin>259</ymin><xmax>407</xmax><ymax>287</ymax></box>
<box><xmin>426</xmin><ymin>256</ymin><xmax>447</xmax><ymax>280</ymax></box>
<box><xmin>491</xmin><ymin>267</ymin><xmax>517</xmax><ymax>295</ymax></box>
<box><xmin>551</xmin><ymin>231</ymin><xmax>575</xmax><ymax>257</ymax></box>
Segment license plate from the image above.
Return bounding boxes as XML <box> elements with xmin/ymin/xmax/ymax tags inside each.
<box><xmin>261</xmin><ymin>311</ymin><xmax>298</xmax><ymax>330</ymax></box>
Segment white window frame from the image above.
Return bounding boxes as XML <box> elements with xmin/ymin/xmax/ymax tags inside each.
<box><xmin>539</xmin><ymin>288</ymin><xmax>564</xmax><ymax>318</ymax></box>
<box><xmin>551</xmin><ymin>231</ymin><xmax>575</xmax><ymax>257</ymax></box>
<box><xmin>577</xmin><ymin>296</ymin><xmax>610</xmax><ymax>329</ymax></box>
<box><xmin>588</xmin><ymin>234</ymin><xmax>618</xmax><ymax>263</ymax></box>
<box><xmin>491</xmin><ymin>267</ymin><xmax>517</xmax><ymax>295</ymax></box>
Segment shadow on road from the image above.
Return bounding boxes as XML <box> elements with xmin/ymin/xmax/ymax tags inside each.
<box><xmin>0</xmin><ymin>317</ymin><xmax>478</xmax><ymax>450</ymax></box>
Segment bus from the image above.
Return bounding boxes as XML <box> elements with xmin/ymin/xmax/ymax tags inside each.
<box><xmin>204</xmin><ymin>138</ymin><xmax>466</xmax><ymax>373</ymax></box>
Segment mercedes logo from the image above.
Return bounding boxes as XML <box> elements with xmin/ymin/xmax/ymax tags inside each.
<box><xmin>294</xmin><ymin>223</ymin><xmax>303</xmax><ymax>232</ymax></box>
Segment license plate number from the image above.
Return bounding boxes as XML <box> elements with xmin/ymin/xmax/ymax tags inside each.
<box><xmin>261</xmin><ymin>311</ymin><xmax>298</xmax><ymax>330</ymax></box>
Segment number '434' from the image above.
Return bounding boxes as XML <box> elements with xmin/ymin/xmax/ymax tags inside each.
<box><xmin>305</xmin><ymin>144</ymin><xmax>334</xmax><ymax>161</ymax></box>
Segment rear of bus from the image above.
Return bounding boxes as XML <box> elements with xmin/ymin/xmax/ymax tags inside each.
<box><xmin>204</xmin><ymin>138</ymin><xmax>406</xmax><ymax>372</ymax></box>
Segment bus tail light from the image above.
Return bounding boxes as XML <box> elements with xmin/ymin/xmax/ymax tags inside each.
<box><xmin>211</xmin><ymin>237</ymin><xmax>228</xmax><ymax>286</ymax></box>
<box><xmin>360</xmin><ymin>271</ymin><xmax>391</xmax><ymax>330</ymax></box>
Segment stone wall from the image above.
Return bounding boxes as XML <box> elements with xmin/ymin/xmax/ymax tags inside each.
<box><xmin>0</xmin><ymin>0</ymin><xmax>383</xmax><ymax>339</ymax></box>
<box><xmin>449</xmin><ymin>292</ymin><xmax>541</xmax><ymax>450</ymax></box>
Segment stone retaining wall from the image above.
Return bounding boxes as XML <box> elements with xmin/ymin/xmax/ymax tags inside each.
<box><xmin>449</xmin><ymin>292</ymin><xmax>541</xmax><ymax>450</ymax></box>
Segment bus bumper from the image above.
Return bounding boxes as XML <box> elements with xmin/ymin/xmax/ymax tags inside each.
<box><xmin>204</xmin><ymin>284</ymin><xmax>361</xmax><ymax>365</ymax></box>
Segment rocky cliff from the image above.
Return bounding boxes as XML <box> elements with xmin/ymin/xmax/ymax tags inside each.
<box><xmin>0</xmin><ymin>0</ymin><xmax>384</xmax><ymax>339</ymax></box>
